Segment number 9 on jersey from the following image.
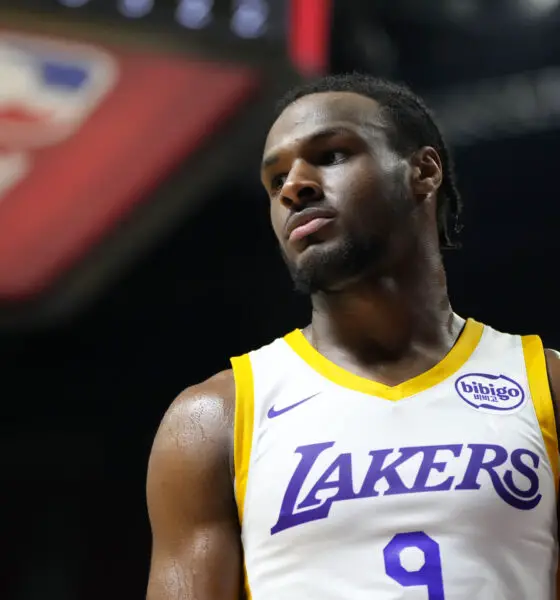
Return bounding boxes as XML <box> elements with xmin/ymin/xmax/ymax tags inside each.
<box><xmin>383</xmin><ymin>531</ymin><xmax>445</xmax><ymax>599</ymax></box>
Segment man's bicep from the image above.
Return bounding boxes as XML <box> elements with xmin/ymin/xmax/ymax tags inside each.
<box><xmin>147</xmin><ymin>521</ymin><xmax>242</xmax><ymax>600</ymax></box>
<box><xmin>146</xmin><ymin>385</ymin><xmax>242</xmax><ymax>600</ymax></box>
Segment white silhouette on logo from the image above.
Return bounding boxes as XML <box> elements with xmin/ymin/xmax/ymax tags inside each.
<box><xmin>0</xmin><ymin>32</ymin><xmax>119</xmax><ymax>199</ymax></box>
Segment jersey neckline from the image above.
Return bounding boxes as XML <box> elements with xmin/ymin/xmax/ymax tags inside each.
<box><xmin>283</xmin><ymin>318</ymin><xmax>485</xmax><ymax>400</ymax></box>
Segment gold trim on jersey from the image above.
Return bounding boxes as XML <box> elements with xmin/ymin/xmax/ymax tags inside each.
<box><xmin>522</xmin><ymin>335</ymin><xmax>559</xmax><ymax>496</ymax></box>
<box><xmin>230</xmin><ymin>353</ymin><xmax>254</xmax><ymax>600</ymax></box>
<box><xmin>284</xmin><ymin>318</ymin><xmax>484</xmax><ymax>400</ymax></box>
<box><xmin>231</xmin><ymin>353</ymin><xmax>255</xmax><ymax>521</ymax></box>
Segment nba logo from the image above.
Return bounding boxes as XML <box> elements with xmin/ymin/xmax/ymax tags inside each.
<box><xmin>0</xmin><ymin>32</ymin><xmax>119</xmax><ymax>151</ymax></box>
<box><xmin>0</xmin><ymin>32</ymin><xmax>119</xmax><ymax>150</ymax></box>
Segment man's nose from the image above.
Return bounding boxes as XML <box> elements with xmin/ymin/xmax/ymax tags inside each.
<box><xmin>281</xmin><ymin>165</ymin><xmax>323</xmax><ymax>208</ymax></box>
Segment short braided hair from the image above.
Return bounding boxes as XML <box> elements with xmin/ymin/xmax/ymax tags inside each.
<box><xmin>276</xmin><ymin>73</ymin><xmax>463</xmax><ymax>249</ymax></box>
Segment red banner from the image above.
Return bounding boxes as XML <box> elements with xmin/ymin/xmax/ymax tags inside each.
<box><xmin>289</xmin><ymin>0</ymin><xmax>331</xmax><ymax>75</ymax></box>
<box><xmin>0</xmin><ymin>31</ymin><xmax>259</xmax><ymax>300</ymax></box>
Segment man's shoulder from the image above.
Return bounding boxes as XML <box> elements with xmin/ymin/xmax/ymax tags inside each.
<box><xmin>169</xmin><ymin>369</ymin><xmax>236</xmax><ymax>430</ymax></box>
<box><xmin>543</xmin><ymin>349</ymin><xmax>560</xmax><ymax>403</ymax></box>
<box><xmin>544</xmin><ymin>348</ymin><xmax>560</xmax><ymax>363</ymax></box>
<box><xmin>178</xmin><ymin>369</ymin><xmax>236</xmax><ymax>404</ymax></box>
<box><xmin>154</xmin><ymin>369</ymin><xmax>236</xmax><ymax>465</ymax></box>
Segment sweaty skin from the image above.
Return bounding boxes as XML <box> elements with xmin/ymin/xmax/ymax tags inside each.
<box><xmin>146</xmin><ymin>371</ymin><xmax>242</xmax><ymax>600</ymax></box>
<box><xmin>146</xmin><ymin>92</ymin><xmax>560</xmax><ymax>600</ymax></box>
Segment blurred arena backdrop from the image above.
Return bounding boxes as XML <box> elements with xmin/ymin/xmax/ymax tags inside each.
<box><xmin>0</xmin><ymin>1</ymin><xmax>558</xmax><ymax>598</ymax></box>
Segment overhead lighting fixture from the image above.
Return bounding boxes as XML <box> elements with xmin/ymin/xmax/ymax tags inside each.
<box><xmin>117</xmin><ymin>0</ymin><xmax>154</xmax><ymax>18</ymax></box>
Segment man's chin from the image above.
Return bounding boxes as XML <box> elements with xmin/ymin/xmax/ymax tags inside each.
<box><xmin>289</xmin><ymin>257</ymin><xmax>354</xmax><ymax>295</ymax></box>
<box><xmin>287</xmin><ymin>241</ymin><xmax>387</xmax><ymax>295</ymax></box>
<box><xmin>291</xmin><ymin>269</ymin><xmax>369</xmax><ymax>295</ymax></box>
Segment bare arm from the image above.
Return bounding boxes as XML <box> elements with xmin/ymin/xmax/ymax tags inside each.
<box><xmin>544</xmin><ymin>349</ymin><xmax>560</xmax><ymax>567</ymax></box>
<box><xmin>544</xmin><ymin>348</ymin><xmax>560</xmax><ymax>426</ymax></box>
<box><xmin>146</xmin><ymin>370</ymin><xmax>242</xmax><ymax>600</ymax></box>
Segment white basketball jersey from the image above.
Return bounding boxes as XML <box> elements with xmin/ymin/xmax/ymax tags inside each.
<box><xmin>230</xmin><ymin>318</ymin><xmax>559</xmax><ymax>600</ymax></box>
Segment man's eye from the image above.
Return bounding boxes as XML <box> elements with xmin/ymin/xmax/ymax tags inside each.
<box><xmin>270</xmin><ymin>174</ymin><xmax>287</xmax><ymax>190</ymax></box>
<box><xmin>318</xmin><ymin>150</ymin><xmax>348</xmax><ymax>166</ymax></box>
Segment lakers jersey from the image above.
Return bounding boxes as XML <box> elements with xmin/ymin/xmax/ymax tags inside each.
<box><xmin>230</xmin><ymin>318</ymin><xmax>559</xmax><ymax>600</ymax></box>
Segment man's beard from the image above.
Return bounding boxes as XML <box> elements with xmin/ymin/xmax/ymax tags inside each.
<box><xmin>280</xmin><ymin>176</ymin><xmax>415</xmax><ymax>295</ymax></box>
<box><xmin>280</xmin><ymin>233</ymin><xmax>385</xmax><ymax>295</ymax></box>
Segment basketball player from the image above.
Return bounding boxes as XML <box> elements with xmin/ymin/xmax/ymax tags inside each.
<box><xmin>146</xmin><ymin>74</ymin><xmax>560</xmax><ymax>599</ymax></box>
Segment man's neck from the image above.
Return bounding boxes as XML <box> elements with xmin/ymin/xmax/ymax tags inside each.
<box><xmin>306</xmin><ymin>254</ymin><xmax>462</xmax><ymax>384</ymax></box>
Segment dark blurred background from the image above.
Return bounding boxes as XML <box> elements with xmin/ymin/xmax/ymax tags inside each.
<box><xmin>0</xmin><ymin>1</ymin><xmax>558</xmax><ymax>598</ymax></box>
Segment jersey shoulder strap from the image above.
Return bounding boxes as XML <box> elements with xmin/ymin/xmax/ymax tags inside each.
<box><xmin>230</xmin><ymin>352</ymin><xmax>254</xmax><ymax>523</ymax></box>
<box><xmin>521</xmin><ymin>334</ymin><xmax>559</xmax><ymax>493</ymax></box>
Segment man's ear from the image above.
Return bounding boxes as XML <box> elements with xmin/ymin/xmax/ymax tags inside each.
<box><xmin>409</xmin><ymin>146</ymin><xmax>443</xmax><ymax>200</ymax></box>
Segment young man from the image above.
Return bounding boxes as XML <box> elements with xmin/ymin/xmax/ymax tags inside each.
<box><xmin>146</xmin><ymin>74</ymin><xmax>560</xmax><ymax>600</ymax></box>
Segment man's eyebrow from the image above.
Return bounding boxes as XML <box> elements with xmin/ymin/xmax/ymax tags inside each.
<box><xmin>261</xmin><ymin>126</ymin><xmax>357</xmax><ymax>170</ymax></box>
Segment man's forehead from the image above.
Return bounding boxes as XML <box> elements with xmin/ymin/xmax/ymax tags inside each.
<box><xmin>265</xmin><ymin>92</ymin><xmax>384</xmax><ymax>150</ymax></box>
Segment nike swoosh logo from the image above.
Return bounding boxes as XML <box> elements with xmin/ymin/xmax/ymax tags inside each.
<box><xmin>267</xmin><ymin>392</ymin><xmax>321</xmax><ymax>419</ymax></box>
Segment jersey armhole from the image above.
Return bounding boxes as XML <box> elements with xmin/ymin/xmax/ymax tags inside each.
<box><xmin>230</xmin><ymin>354</ymin><xmax>255</xmax><ymax>524</ymax></box>
<box><xmin>522</xmin><ymin>335</ymin><xmax>559</xmax><ymax>496</ymax></box>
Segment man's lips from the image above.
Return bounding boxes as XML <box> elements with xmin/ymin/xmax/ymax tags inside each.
<box><xmin>286</xmin><ymin>208</ymin><xmax>337</xmax><ymax>242</ymax></box>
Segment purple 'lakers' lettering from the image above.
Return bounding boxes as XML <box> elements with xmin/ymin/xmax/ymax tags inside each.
<box><xmin>271</xmin><ymin>442</ymin><xmax>542</xmax><ymax>535</ymax></box>
<box><xmin>455</xmin><ymin>444</ymin><xmax>542</xmax><ymax>509</ymax></box>
<box><xmin>271</xmin><ymin>442</ymin><xmax>337</xmax><ymax>534</ymax></box>
<box><xmin>410</xmin><ymin>444</ymin><xmax>463</xmax><ymax>492</ymax></box>
<box><xmin>358</xmin><ymin>448</ymin><xmax>412</xmax><ymax>497</ymax></box>
<box><xmin>359</xmin><ymin>444</ymin><xmax>463</xmax><ymax>497</ymax></box>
